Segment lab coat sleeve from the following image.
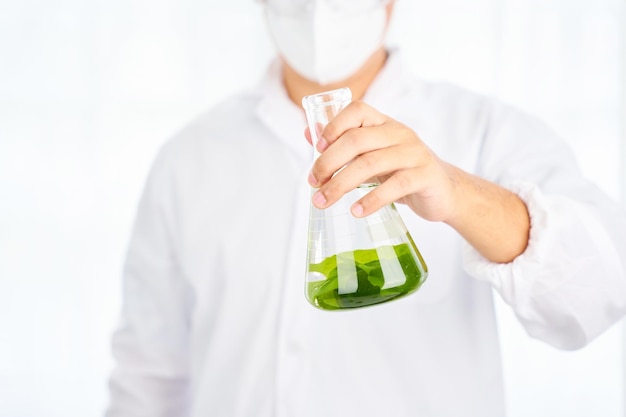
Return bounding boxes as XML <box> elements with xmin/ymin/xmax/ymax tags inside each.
<box><xmin>106</xmin><ymin>145</ymin><xmax>193</xmax><ymax>417</ymax></box>
<box><xmin>463</xmin><ymin>102</ymin><xmax>626</xmax><ymax>350</ymax></box>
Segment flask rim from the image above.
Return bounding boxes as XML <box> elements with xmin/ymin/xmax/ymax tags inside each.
<box><xmin>301</xmin><ymin>87</ymin><xmax>352</xmax><ymax>110</ymax></box>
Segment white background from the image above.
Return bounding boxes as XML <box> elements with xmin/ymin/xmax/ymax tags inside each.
<box><xmin>0</xmin><ymin>0</ymin><xmax>624</xmax><ymax>416</ymax></box>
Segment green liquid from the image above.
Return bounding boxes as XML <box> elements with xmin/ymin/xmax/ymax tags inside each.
<box><xmin>307</xmin><ymin>241</ymin><xmax>427</xmax><ymax>311</ymax></box>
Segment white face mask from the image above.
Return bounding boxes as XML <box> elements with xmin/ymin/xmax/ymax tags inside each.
<box><xmin>264</xmin><ymin>2</ymin><xmax>388</xmax><ymax>85</ymax></box>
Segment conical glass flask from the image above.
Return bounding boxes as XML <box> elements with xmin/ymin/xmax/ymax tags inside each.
<box><xmin>302</xmin><ymin>87</ymin><xmax>428</xmax><ymax>311</ymax></box>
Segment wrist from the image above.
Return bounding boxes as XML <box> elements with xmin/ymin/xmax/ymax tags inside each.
<box><xmin>444</xmin><ymin>170</ymin><xmax>530</xmax><ymax>263</ymax></box>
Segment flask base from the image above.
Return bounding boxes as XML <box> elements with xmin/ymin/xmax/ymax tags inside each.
<box><xmin>306</xmin><ymin>241</ymin><xmax>427</xmax><ymax>311</ymax></box>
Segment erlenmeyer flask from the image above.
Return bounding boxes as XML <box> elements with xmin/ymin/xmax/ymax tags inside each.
<box><xmin>302</xmin><ymin>87</ymin><xmax>428</xmax><ymax>311</ymax></box>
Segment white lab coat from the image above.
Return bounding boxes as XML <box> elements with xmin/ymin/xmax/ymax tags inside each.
<box><xmin>106</xmin><ymin>50</ymin><xmax>626</xmax><ymax>417</ymax></box>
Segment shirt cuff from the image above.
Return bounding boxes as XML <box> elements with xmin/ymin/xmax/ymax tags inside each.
<box><xmin>461</xmin><ymin>181</ymin><xmax>550</xmax><ymax>293</ymax></box>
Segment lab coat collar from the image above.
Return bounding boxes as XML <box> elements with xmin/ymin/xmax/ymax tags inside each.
<box><xmin>255</xmin><ymin>59</ymin><xmax>310</xmax><ymax>162</ymax></box>
<box><xmin>254</xmin><ymin>48</ymin><xmax>416</xmax><ymax>161</ymax></box>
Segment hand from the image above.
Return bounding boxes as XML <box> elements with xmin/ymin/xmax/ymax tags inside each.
<box><xmin>306</xmin><ymin>100</ymin><xmax>460</xmax><ymax>223</ymax></box>
<box><xmin>305</xmin><ymin>100</ymin><xmax>531</xmax><ymax>263</ymax></box>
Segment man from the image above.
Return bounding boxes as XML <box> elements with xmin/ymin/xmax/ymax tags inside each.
<box><xmin>106</xmin><ymin>1</ymin><xmax>626</xmax><ymax>416</ymax></box>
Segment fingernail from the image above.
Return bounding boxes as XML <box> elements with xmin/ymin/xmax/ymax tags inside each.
<box><xmin>317</xmin><ymin>136</ymin><xmax>328</xmax><ymax>152</ymax></box>
<box><xmin>351</xmin><ymin>203</ymin><xmax>364</xmax><ymax>217</ymax></box>
<box><xmin>313</xmin><ymin>191</ymin><xmax>327</xmax><ymax>207</ymax></box>
<box><xmin>308</xmin><ymin>171</ymin><xmax>319</xmax><ymax>187</ymax></box>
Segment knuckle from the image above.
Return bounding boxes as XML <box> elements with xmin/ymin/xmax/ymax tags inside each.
<box><xmin>393</xmin><ymin>171</ymin><xmax>414</xmax><ymax>190</ymax></box>
<box><xmin>352</xmin><ymin>100</ymin><xmax>367</xmax><ymax>111</ymax></box>
<box><xmin>316</xmin><ymin>157</ymin><xmax>329</xmax><ymax>172</ymax></box>
<box><xmin>312</xmin><ymin>158</ymin><xmax>331</xmax><ymax>180</ymax></box>
<box><xmin>422</xmin><ymin>148</ymin><xmax>437</xmax><ymax>165</ymax></box>
<box><xmin>410</xmin><ymin>143</ymin><xmax>432</xmax><ymax>165</ymax></box>
<box><xmin>322</xmin><ymin>179</ymin><xmax>343</xmax><ymax>202</ymax></box>
<box><xmin>358</xmin><ymin>152</ymin><xmax>380</xmax><ymax>172</ymax></box>
<box><xmin>345</xmin><ymin>129</ymin><xmax>360</xmax><ymax>148</ymax></box>
<box><xmin>322</xmin><ymin>124</ymin><xmax>338</xmax><ymax>142</ymax></box>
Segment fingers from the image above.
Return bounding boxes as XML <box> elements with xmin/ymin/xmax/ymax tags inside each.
<box><xmin>309</xmin><ymin>124</ymin><xmax>404</xmax><ymax>186</ymax></box>
<box><xmin>311</xmin><ymin>145</ymin><xmax>422</xmax><ymax>213</ymax></box>
<box><xmin>317</xmin><ymin>100</ymin><xmax>387</xmax><ymax>152</ymax></box>
<box><xmin>305</xmin><ymin>123</ymin><xmax>328</xmax><ymax>150</ymax></box>
<box><xmin>312</xmin><ymin>167</ymin><xmax>425</xmax><ymax>218</ymax></box>
<box><xmin>305</xmin><ymin>100</ymin><xmax>441</xmax><ymax>219</ymax></box>
<box><xmin>350</xmin><ymin>170</ymin><xmax>424</xmax><ymax>217</ymax></box>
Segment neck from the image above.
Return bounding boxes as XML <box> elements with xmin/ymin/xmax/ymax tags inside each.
<box><xmin>282</xmin><ymin>47</ymin><xmax>389</xmax><ymax>107</ymax></box>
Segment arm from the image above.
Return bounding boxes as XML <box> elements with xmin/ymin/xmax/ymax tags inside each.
<box><xmin>464</xmin><ymin>104</ymin><xmax>626</xmax><ymax>349</ymax></box>
<box><xmin>307</xmin><ymin>100</ymin><xmax>530</xmax><ymax>263</ymax></box>
<box><xmin>106</xmin><ymin>148</ymin><xmax>193</xmax><ymax>417</ymax></box>
<box><xmin>307</xmin><ymin>100</ymin><xmax>626</xmax><ymax>349</ymax></box>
